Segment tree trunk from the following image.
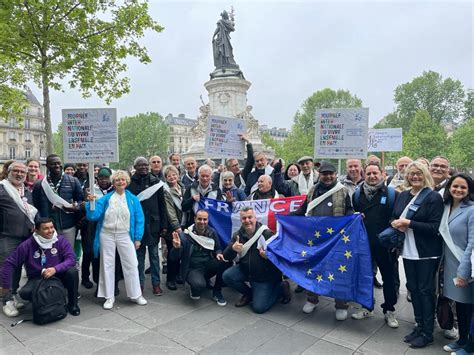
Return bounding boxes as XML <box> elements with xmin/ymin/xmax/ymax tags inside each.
<box><xmin>41</xmin><ymin>71</ymin><xmax>53</xmax><ymax>155</ymax></box>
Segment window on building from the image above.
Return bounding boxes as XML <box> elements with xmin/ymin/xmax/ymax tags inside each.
<box><xmin>24</xmin><ymin>119</ymin><xmax>30</xmax><ymax>129</ymax></box>
<box><xmin>8</xmin><ymin>131</ymin><xmax>16</xmax><ymax>140</ymax></box>
<box><xmin>25</xmin><ymin>132</ymin><xmax>31</xmax><ymax>141</ymax></box>
<box><xmin>38</xmin><ymin>108</ymin><xmax>42</xmax><ymax>117</ymax></box>
<box><xmin>179</xmin><ymin>137</ymin><xmax>182</xmax><ymax>143</ymax></box>
<box><xmin>169</xmin><ymin>127</ymin><xmax>174</xmax><ymax>132</ymax></box>
<box><xmin>9</xmin><ymin>147</ymin><xmax>15</xmax><ymax>159</ymax></box>
<box><xmin>25</xmin><ymin>148</ymin><xmax>31</xmax><ymax>159</ymax></box>
<box><xmin>9</xmin><ymin>118</ymin><xmax>15</xmax><ymax>127</ymax></box>
<box><xmin>170</xmin><ymin>137</ymin><xmax>174</xmax><ymax>143</ymax></box>
<box><xmin>185</xmin><ymin>137</ymin><xmax>189</xmax><ymax>143</ymax></box>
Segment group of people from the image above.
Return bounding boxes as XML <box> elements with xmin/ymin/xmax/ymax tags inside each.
<box><xmin>0</xmin><ymin>135</ymin><xmax>472</xmax><ymax>354</ymax></box>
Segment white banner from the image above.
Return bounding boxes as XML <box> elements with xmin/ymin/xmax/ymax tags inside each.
<box><xmin>368</xmin><ymin>128</ymin><xmax>403</xmax><ymax>152</ymax></box>
<box><xmin>315</xmin><ymin>108</ymin><xmax>369</xmax><ymax>159</ymax></box>
<box><xmin>62</xmin><ymin>108</ymin><xmax>118</xmax><ymax>163</ymax></box>
<box><xmin>204</xmin><ymin>115</ymin><xmax>247</xmax><ymax>159</ymax></box>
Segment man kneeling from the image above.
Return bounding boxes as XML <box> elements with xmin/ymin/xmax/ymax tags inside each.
<box><xmin>170</xmin><ymin>209</ymin><xmax>231</xmax><ymax>306</ymax></box>
<box><xmin>222</xmin><ymin>206</ymin><xmax>291</xmax><ymax>314</ymax></box>
<box><xmin>1</xmin><ymin>218</ymin><xmax>80</xmax><ymax>316</ymax></box>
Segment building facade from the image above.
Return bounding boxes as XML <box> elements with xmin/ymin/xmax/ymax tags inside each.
<box><xmin>165</xmin><ymin>113</ymin><xmax>196</xmax><ymax>155</ymax></box>
<box><xmin>0</xmin><ymin>89</ymin><xmax>47</xmax><ymax>166</ymax></box>
<box><xmin>259</xmin><ymin>124</ymin><xmax>289</xmax><ymax>143</ymax></box>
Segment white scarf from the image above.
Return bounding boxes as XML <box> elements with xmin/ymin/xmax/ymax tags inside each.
<box><xmin>0</xmin><ymin>179</ymin><xmax>37</xmax><ymax>224</ymax></box>
<box><xmin>40</xmin><ymin>177</ymin><xmax>73</xmax><ymax>210</ymax></box>
<box><xmin>163</xmin><ymin>183</ymin><xmax>182</xmax><ymax>210</ymax></box>
<box><xmin>184</xmin><ymin>225</ymin><xmax>215</xmax><ymax>250</ymax></box>
<box><xmin>295</xmin><ymin>170</ymin><xmax>315</xmax><ymax>195</ymax></box>
<box><xmin>305</xmin><ymin>182</ymin><xmax>345</xmax><ymax>216</ymax></box>
<box><xmin>239</xmin><ymin>224</ymin><xmax>269</xmax><ymax>258</ymax></box>
<box><xmin>33</xmin><ymin>231</ymin><xmax>58</xmax><ymax>250</ymax></box>
<box><xmin>137</xmin><ymin>181</ymin><xmax>164</xmax><ymax>202</ymax></box>
<box><xmin>439</xmin><ymin>205</ymin><xmax>465</xmax><ymax>262</ymax></box>
<box><xmin>250</xmin><ymin>165</ymin><xmax>274</xmax><ymax>194</ymax></box>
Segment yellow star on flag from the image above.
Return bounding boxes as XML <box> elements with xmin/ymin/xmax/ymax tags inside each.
<box><xmin>328</xmin><ymin>273</ymin><xmax>335</xmax><ymax>282</ymax></box>
<box><xmin>344</xmin><ymin>250</ymin><xmax>352</xmax><ymax>259</ymax></box>
<box><xmin>306</xmin><ymin>269</ymin><xmax>312</xmax><ymax>276</ymax></box>
<box><xmin>307</xmin><ymin>240</ymin><xmax>314</xmax><ymax>247</ymax></box>
<box><xmin>342</xmin><ymin>235</ymin><xmax>350</xmax><ymax>243</ymax></box>
<box><xmin>316</xmin><ymin>274</ymin><xmax>323</xmax><ymax>282</ymax></box>
<box><xmin>326</xmin><ymin>227</ymin><xmax>334</xmax><ymax>235</ymax></box>
<box><xmin>338</xmin><ymin>265</ymin><xmax>347</xmax><ymax>273</ymax></box>
<box><xmin>314</xmin><ymin>231</ymin><xmax>321</xmax><ymax>238</ymax></box>
<box><xmin>339</xmin><ymin>228</ymin><xmax>345</xmax><ymax>235</ymax></box>
<box><xmin>301</xmin><ymin>250</ymin><xmax>307</xmax><ymax>257</ymax></box>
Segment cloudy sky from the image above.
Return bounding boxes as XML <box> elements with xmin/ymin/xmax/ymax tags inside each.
<box><xmin>30</xmin><ymin>0</ymin><xmax>472</xmax><ymax>131</ymax></box>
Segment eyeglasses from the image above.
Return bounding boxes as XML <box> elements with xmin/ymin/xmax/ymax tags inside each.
<box><xmin>11</xmin><ymin>169</ymin><xmax>26</xmax><ymax>174</ymax></box>
<box><xmin>430</xmin><ymin>164</ymin><xmax>448</xmax><ymax>170</ymax></box>
<box><xmin>408</xmin><ymin>172</ymin><xmax>423</xmax><ymax>177</ymax></box>
<box><xmin>151</xmin><ymin>161</ymin><xmax>161</xmax><ymax>164</ymax></box>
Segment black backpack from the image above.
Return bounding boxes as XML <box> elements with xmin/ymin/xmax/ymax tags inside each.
<box><xmin>31</xmin><ymin>277</ymin><xmax>68</xmax><ymax>325</ymax></box>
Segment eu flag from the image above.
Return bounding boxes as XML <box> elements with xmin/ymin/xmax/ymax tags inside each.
<box><xmin>266</xmin><ymin>214</ymin><xmax>373</xmax><ymax>309</ymax></box>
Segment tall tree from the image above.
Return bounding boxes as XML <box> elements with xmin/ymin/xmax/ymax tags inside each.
<box><xmin>52</xmin><ymin>123</ymin><xmax>64</xmax><ymax>161</ymax></box>
<box><xmin>0</xmin><ymin>0</ymin><xmax>163</xmax><ymax>154</ymax></box>
<box><xmin>111</xmin><ymin>112</ymin><xmax>169</xmax><ymax>169</ymax></box>
<box><xmin>402</xmin><ymin>109</ymin><xmax>447</xmax><ymax>160</ymax></box>
<box><xmin>449</xmin><ymin>117</ymin><xmax>474</xmax><ymax>170</ymax></box>
<box><xmin>279</xmin><ymin>88</ymin><xmax>362</xmax><ymax>162</ymax></box>
<box><xmin>394</xmin><ymin>71</ymin><xmax>465</xmax><ymax>131</ymax></box>
<box><xmin>464</xmin><ymin>89</ymin><xmax>474</xmax><ymax>119</ymax></box>
<box><xmin>0</xmin><ymin>56</ymin><xmax>28</xmax><ymax>120</ymax></box>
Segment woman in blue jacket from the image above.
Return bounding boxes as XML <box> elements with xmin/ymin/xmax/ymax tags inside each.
<box><xmin>85</xmin><ymin>170</ymin><xmax>146</xmax><ymax>310</ymax></box>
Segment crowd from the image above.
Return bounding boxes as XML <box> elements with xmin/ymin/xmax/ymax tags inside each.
<box><xmin>0</xmin><ymin>134</ymin><xmax>473</xmax><ymax>354</ymax></box>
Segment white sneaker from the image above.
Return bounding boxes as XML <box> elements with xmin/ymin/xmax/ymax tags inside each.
<box><xmin>335</xmin><ymin>309</ymin><xmax>348</xmax><ymax>321</ymax></box>
<box><xmin>351</xmin><ymin>308</ymin><xmax>373</xmax><ymax>320</ymax></box>
<box><xmin>444</xmin><ymin>327</ymin><xmax>458</xmax><ymax>340</ymax></box>
<box><xmin>302</xmin><ymin>301</ymin><xmax>317</xmax><ymax>314</ymax></box>
<box><xmin>384</xmin><ymin>311</ymin><xmax>399</xmax><ymax>328</ymax></box>
<box><xmin>130</xmin><ymin>295</ymin><xmax>147</xmax><ymax>306</ymax></box>
<box><xmin>12</xmin><ymin>295</ymin><xmax>25</xmax><ymax>310</ymax></box>
<box><xmin>103</xmin><ymin>297</ymin><xmax>115</xmax><ymax>310</ymax></box>
<box><xmin>3</xmin><ymin>300</ymin><xmax>19</xmax><ymax>317</ymax></box>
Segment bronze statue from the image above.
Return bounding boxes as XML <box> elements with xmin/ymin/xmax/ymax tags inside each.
<box><xmin>212</xmin><ymin>10</ymin><xmax>237</xmax><ymax>69</ymax></box>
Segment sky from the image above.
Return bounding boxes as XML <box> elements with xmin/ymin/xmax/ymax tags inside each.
<box><xmin>29</xmin><ymin>0</ymin><xmax>472</xmax><ymax>131</ymax></box>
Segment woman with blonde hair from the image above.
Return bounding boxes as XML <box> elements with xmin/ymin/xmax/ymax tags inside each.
<box><xmin>391</xmin><ymin>161</ymin><xmax>444</xmax><ymax>348</ymax></box>
<box><xmin>85</xmin><ymin>170</ymin><xmax>146</xmax><ymax>310</ymax></box>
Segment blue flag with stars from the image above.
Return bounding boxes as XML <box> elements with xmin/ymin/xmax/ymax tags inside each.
<box><xmin>266</xmin><ymin>214</ymin><xmax>373</xmax><ymax>309</ymax></box>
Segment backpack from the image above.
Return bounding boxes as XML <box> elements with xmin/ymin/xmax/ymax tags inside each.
<box><xmin>31</xmin><ymin>277</ymin><xmax>68</xmax><ymax>325</ymax></box>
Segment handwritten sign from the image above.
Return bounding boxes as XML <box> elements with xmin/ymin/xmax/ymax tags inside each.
<box><xmin>368</xmin><ymin>128</ymin><xmax>403</xmax><ymax>152</ymax></box>
<box><xmin>204</xmin><ymin>115</ymin><xmax>247</xmax><ymax>159</ymax></box>
<box><xmin>315</xmin><ymin>108</ymin><xmax>369</xmax><ymax>159</ymax></box>
<box><xmin>62</xmin><ymin>108</ymin><xmax>118</xmax><ymax>163</ymax></box>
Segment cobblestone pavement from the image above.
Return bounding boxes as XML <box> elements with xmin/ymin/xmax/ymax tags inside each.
<box><xmin>1</xmin><ymin>270</ymin><xmax>450</xmax><ymax>354</ymax></box>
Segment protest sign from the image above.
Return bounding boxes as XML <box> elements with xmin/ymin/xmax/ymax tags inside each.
<box><xmin>368</xmin><ymin>128</ymin><xmax>403</xmax><ymax>152</ymax></box>
<box><xmin>315</xmin><ymin>108</ymin><xmax>369</xmax><ymax>159</ymax></box>
<box><xmin>62</xmin><ymin>108</ymin><xmax>118</xmax><ymax>163</ymax></box>
<box><xmin>204</xmin><ymin>115</ymin><xmax>247</xmax><ymax>159</ymax></box>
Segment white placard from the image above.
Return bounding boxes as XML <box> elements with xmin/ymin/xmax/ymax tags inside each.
<box><xmin>315</xmin><ymin>108</ymin><xmax>369</xmax><ymax>159</ymax></box>
<box><xmin>368</xmin><ymin>128</ymin><xmax>403</xmax><ymax>152</ymax></box>
<box><xmin>62</xmin><ymin>108</ymin><xmax>118</xmax><ymax>163</ymax></box>
<box><xmin>204</xmin><ymin>115</ymin><xmax>247</xmax><ymax>159</ymax></box>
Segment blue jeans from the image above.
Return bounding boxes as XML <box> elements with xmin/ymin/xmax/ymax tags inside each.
<box><xmin>222</xmin><ymin>265</ymin><xmax>281</xmax><ymax>314</ymax></box>
<box><xmin>137</xmin><ymin>243</ymin><xmax>160</xmax><ymax>287</ymax></box>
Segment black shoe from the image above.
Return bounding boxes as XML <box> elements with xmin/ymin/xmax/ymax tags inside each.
<box><xmin>373</xmin><ymin>277</ymin><xmax>383</xmax><ymax>289</ymax></box>
<box><xmin>81</xmin><ymin>280</ymin><xmax>93</xmax><ymax>289</ymax></box>
<box><xmin>176</xmin><ymin>275</ymin><xmax>184</xmax><ymax>285</ymax></box>
<box><xmin>295</xmin><ymin>285</ymin><xmax>304</xmax><ymax>293</ymax></box>
<box><xmin>404</xmin><ymin>328</ymin><xmax>421</xmax><ymax>343</ymax></box>
<box><xmin>409</xmin><ymin>334</ymin><xmax>433</xmax><ymax>348</ymax></box>
<box><xmin>166</xmin><ymin>281</ymin><xmax>177</xmax><ymax>291</ymax></box>
<box><xmin>68</xmin><ymin>304</ymin><xmax>81</xmax><ymax>316</ymax></box>
<box><xmin>162</xmin><ymin>264</ymin><xmax>167</xmax><ymax>274</ymax></box>
<box><xmin>145</xmin><ymin>267</ymin><xmax>151</xmax><ymax>275</ymax></box>
<box><xmin>281</xmin><ymin>281</ymin><xmax>291</xmax><ymax>304</ymax></box>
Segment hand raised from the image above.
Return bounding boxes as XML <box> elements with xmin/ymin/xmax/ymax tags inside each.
<box><xmin>172</xmin><ymin>231</ymin><xmax>181</xmax><ymax>248</ymax></box>
<box><xmin>232</xmin><ymin>235</ymin><xmax>243</xmax><ymax>253</ymax></box>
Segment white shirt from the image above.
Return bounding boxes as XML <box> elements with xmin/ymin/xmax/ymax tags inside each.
<box><xmin>102</xmin><ymin>192</ymin><xmax>130</xmax><ymax>234</ymax></box>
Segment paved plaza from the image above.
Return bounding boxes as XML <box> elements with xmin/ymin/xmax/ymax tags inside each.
<box><xmin>1</xmin><ymin>265</ymin><xmax>451</xmax><ymax>355</ymax></box>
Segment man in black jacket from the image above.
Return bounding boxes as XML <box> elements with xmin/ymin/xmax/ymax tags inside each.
<box><xmin>222</xmin><ymin>206</ymin><xmax>290</xmax><ymax>314</ymax></box>
<box><xmin>351</xmin><ymin>162</ymin><xmax>399</xmax><ymax>328</ymax></box>
<box><xmin>170</xmin><ymin>209</ymin><xmax>230</xmax><ymax>306</ymax></box>
<box><xmin>128</xmin><ymin>157</ymin><xmax>167</xmax><ymax>296</ymax></box>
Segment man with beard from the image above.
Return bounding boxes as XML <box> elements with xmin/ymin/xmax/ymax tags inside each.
<box><xmin>33</xmin><ymin>154</ymin><xmax>83</xmax><ymax>249</ymax></box>
<box><xmin>128</xmin><ymin>157</ymin><xmax>167</xmax><ymax>296</ymax></box>
<box><xmin>273</xmin><ymin>156</ymin><xmax>318</xmax><ymax>196</ymax></box>
<box><xmin>292</xmin><ymin>161</ymin><xmax>353</xmax><ymax>320</ymax></box>
<box><xmin>351</xmin><ymin>162</ymin><xmax>399</xmax><ymax>328</ymax></box>
<box><xmin>0</xmin><ymin>162</ymin><xmax>37</xmax><ymax>317</ymax></box>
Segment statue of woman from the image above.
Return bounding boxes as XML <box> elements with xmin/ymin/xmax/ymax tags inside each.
<box><xmin>212</xmin><ymin>10</ymin><xmax>237</xmax><ymax>68</ymax></box>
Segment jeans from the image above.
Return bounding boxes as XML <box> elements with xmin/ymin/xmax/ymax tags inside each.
<box><xmin>186</xmin><ymin>259</ymin><xmax>231</xmax><ymax>295</ymax></box>
<box><xmin>404</xmin><ymin>258</ymin><xmax>440</xmax><ymax>338</ymax></box>
<box><xmin>223</xmin><ymin>265</ymin><xmax>281</xmax><ymax>314</ymax></box>
<box><xmin>137</xmin><ymin>243</ymin><xmax>160</xmax><ymax>287</ymax></box>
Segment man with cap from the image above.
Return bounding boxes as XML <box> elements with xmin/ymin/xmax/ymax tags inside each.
<box><xmin>292</xmin><ymin>161</ymin><xmax>354</xmax><ymax>321</ymax></box>
<box><xmin>273</xmin><ymin>156</ymin><xmax>318</xmax><ymax>196</ymax></box>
